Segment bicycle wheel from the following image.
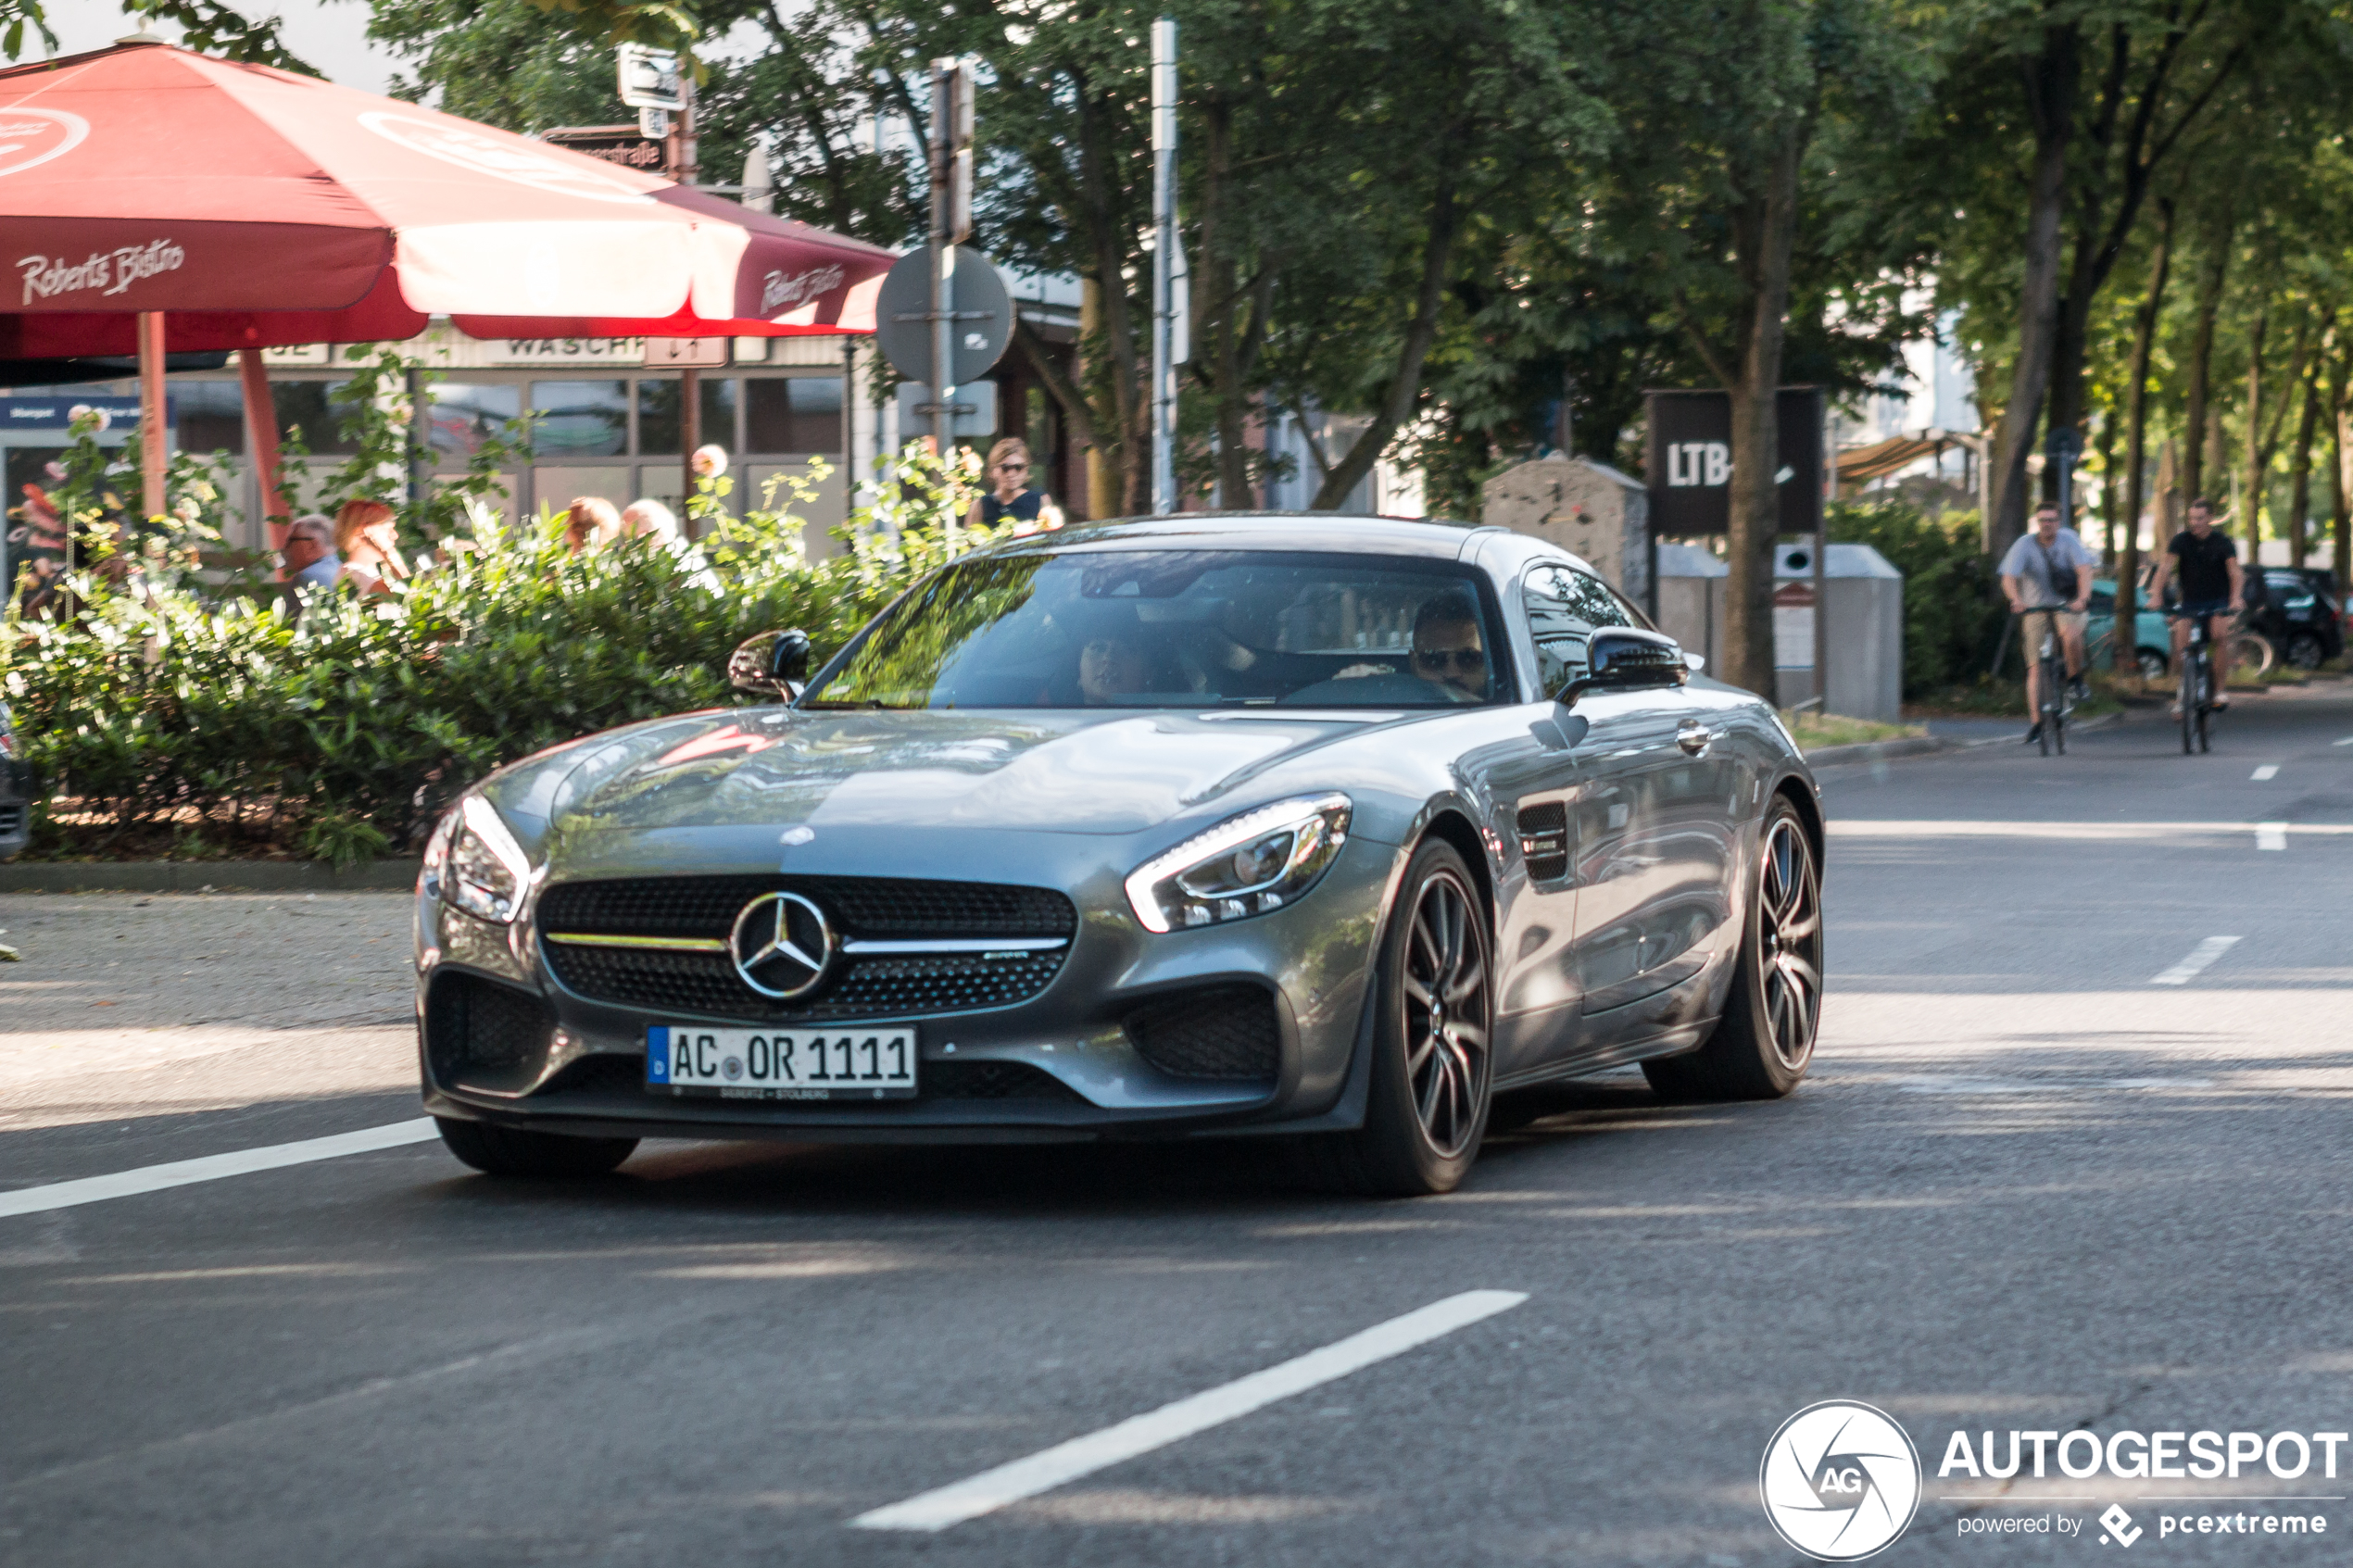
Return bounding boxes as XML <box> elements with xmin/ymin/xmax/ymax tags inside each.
<box><xmin>2230</xmin><ymin>632</ymin><xmax>2274</xmax><ymax>680</ymax></box>
<box><xmin>2045</xmin><ymin>648</ymin><xmax>2066</xmax><ymax>755</ymax></box>
<box><xmin>2180</xmin><ymin>659</ymin><xmax>2196</xmax><ymax>754</ymax></box>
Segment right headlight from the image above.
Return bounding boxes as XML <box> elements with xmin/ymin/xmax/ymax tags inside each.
<box><xmin>422</xmin><ymin>795</ymin><xmax>531</xmax><ymax>925</ymax></box>
<box><xmin>1125</xmin><ymin>793</ymin><xmax>1352</xmax><ymax>934</ymax></box>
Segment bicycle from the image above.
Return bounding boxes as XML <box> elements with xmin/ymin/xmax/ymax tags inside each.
<box><xmin>2017</xmin><ymin>607</ymin><xmax>2075</xmax><ymax>755</ymax></box>
<box><xmin>2166</xmin><ymin>607</ymin><xmax>2220</xmax><ymax>754</ymax></box>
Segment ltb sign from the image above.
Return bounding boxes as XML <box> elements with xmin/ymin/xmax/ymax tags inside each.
<box><xmin>1643</xmin><ymin>387</ymin><xmax>1823</xmax><ymax>536</ymax></box>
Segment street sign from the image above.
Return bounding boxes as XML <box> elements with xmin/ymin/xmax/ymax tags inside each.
<box><xmin>637</xmin><ymin>106</ymin><xmax>670</xmax><ymax>142</ymax></box>
<box><xmin>894</xmin><ymin>380</ymin><xmax>998</xmax><ymax>439</ymax></box>
<box><xmin>874</xmin><ymin>246</ymin><xmax>1012</xmax><ymax>386</ymax></box>
<box><xmin>643</xmin><ymin>337</ymin><xmax>728</xmax><ymax>369</ymax></box>
<box><xmin>616</xmin><ymin>44</ymin><xmax>682</xmax><ymax>111</ymax></box>
<box><xmin>1642</xmin><ymin>388</ymin><xmax>1824</xmax><ymax>536</ymax></box>
<box><xmin>541</xmin><ymin>125</ymin><xmax>666</xmax><ymax>173</ymax></box>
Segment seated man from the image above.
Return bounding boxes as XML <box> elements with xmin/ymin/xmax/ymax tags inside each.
<box><xmin>1078</xmin><ymin>633</ymin><xmax>1151</xmax><ymax>705</ymax></box>
<box><xmin>1407</xmin><ymin>593</ymin><xmax>1491</xmax><ymax>701</ymax></box>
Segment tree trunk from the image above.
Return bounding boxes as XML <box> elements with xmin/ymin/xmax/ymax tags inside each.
<box><xmin>1719</xmin><ymin>119</ymin><xmax>1809</xmax><ymax>698</ymax></box>
<box><xmin>1310</xmin><ymin>170</ymin><xmax>1458</xmax><ymax>510</ymax></box>
<box><xmin>2241</xmin><ymin>304</ymin><xmax>2268</xmax><ymax>541</ymax></box>
<box><xmin>2094</xmin><ymin>410</ymin><xmax>2118</xmax><ymax>563</ymax></box>
<box><xmin>2287</xmin><ymin>318</ymin><xmax>2331</xmax><ymax>567</ymax></box>
<box><xmin>1987</xmin><ymin>25</ymin><xmax>2079</xmax><ymax>558</ymax></box>
<box><xmin>1198</xmin><ymin>92</ymin><xmax>1252</xmax><ymax>508</ymax></box>
<box><xmin>2118</xmin><ymin>199</ymin><xmax>2171</xmax><ymax>671</ymax></box>
<box><xmin>2334</xmin><ymin>344</ymin><xmax>2352</xmax><ymax>590</ymax></box>
<box><xmin>1074</xmin><ymin>87</ymin><xmax>1149</xmax><ymax>515</ymax></box>
<box><xmin>2181</xmin><ymin>213</ymin><xmax>2232</xmax><ymax>503</ymax></box>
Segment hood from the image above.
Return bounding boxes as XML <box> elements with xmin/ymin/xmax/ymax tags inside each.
<box><xmin>485</xmin><ymin>707</ymin><xmax>1393</xmax><ymax>844</ymax></box>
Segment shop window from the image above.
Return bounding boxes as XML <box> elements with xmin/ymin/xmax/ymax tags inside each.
<box><xmin>639</xmin><ymin>377</ymin><xmax>736</xmax><ymax>455</ymax></box>
<box><xmin>425</xmin><ymin>383</ymin><xmax>522</xmax><ymax>464</ymax></box>
<box><xmin>176</xmin><ymin>381</ymin><xmax>245</xmax><ymax>456</ymax></box>
<box><xmin>530</xmin><ymin>380</ymin><xmax>627</xmax><ymax>458</ymax></box>
<box><xmin>746</xmin><ymin>376</ymin><xmax>843</xmax><ymax>455</ymax></box>
<box><xmin>272</xmin><ymin>380</ymin><xmax>360</xmax><ymax>457</ymax></box>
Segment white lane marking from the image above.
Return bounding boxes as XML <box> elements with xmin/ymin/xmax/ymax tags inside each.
<box><xmin>2257</xmin><ymin>822</ymin><xmax>2288</xmax><ymax>851</ymax></box>
<box><xmin>2336</xmin><ymin>737</ymin><xmax>2353</xmax><ymax>746</ymax></box>
<box><xmin>0</xmin><ymin>1119</ymin><xmax>438</xmax><ymax>1219</ymax></box>
<box><xmin>2253</xmin><ymin>765</ymin><xmax>2281</xmax><ymax>780</ymax></box>
<box><xmin>2152</xmin><ymin>935</ymin><xmax>2242</xmax><ymax>986</ymax></box>
<box><xmin>1827</xmin><ymin>821</ymin><xmax>2353</xmax><ymax>840</ymax></box>
<box><xmin>849</xmin><ymin>1289</ymin><xmax>1529</xmax><ymax>1532</ymax></box>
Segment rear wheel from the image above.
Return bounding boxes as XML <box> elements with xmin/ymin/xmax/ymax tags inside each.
<box><xmin>1292</xmin><ymin>840</ymin><xmax>1493</xmax><ymax>1197</ymax></box>
<box><xmin>435</xmin><ymin>1116</ymin><xmax>637</xmax><ymax>1178</ymax></box>
<box><xmin>2287</xmin><ymin>631</ymin><xmax>2326</xmax><ymax>671</ymax></box>
<box><xmin>1643</xmin><ymin>797</ymin><xmax>1820</xmax><ymax>1103</ymax></box>
<box><xmin>2136</xmin><ymin>648</ymin><xmax>2167</xmax><ymax>682</ymax></box>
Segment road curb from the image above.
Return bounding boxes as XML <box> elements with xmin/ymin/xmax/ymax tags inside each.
<box><xmin>1803</xmin><ymin>735</ymin><xmax>1952</xmax><ymax>768</ymax></box>
<box><xmin>0</xmin><ymin>859</ymin><xmax>421</xmax><ymax>893</ymax></box>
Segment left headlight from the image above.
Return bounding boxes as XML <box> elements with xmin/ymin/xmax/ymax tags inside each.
<box><xmin>1125</xmin><ymin>793</ymin><xmax>1352</xmax><ymax>935</ymax></box>
<box><xmin>422</xmin><ymin>795</ymin><xmax>531</xmax><ymax>924</ymax></box>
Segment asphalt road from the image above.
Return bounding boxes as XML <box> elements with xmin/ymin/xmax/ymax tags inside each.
<box><xmin>6</xmin><ymin>686</ymin><xmax>2353</xmax><ymax>1567</ymax></box>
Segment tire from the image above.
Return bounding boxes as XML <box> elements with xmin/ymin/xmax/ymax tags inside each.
<box><xmin>2287</xmin><ymin>631</ymin><xmax>2326</xmax><ymax>671</ymax></box>
<box><xmin>434</xmin><ymin>1116</ymin><xmax>637</xmax><ymax>1178</ymax></box>
<box><xmin>1291</xmin><ymin>839</ymin><xmax>1493</xmax><ymax>1197</ymax></box>
<box><xmin>2180</xmin><ymin>661</ymin><xmax>2196</xmax><ymax>755</ymax></box>
<box><xmin>2136</xmin><ymin>649</ymin><xmax>2168</xmax><ymax>682</ymax></box>
<box><xmin>2196</xmin><ymin>702</ymin><xmax>2210</xmax><ymax>753</ymax></box>
<box><xmin>1643</xmin><ymin>797</ymin><xmax>1820</xmax><ymax>1103</ymax></box>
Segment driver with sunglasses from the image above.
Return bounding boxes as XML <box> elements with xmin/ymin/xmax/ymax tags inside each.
<box><xmin>1408</xmin><ymin>595</ymin><xmax>1491</xmax><ymax>701</ymax></box>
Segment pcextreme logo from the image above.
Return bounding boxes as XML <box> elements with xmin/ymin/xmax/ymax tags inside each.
<box><xmin>1761</xmin><ymin>1401</ymin><xmax>1924</xmax><ymax>1561</ymax></box>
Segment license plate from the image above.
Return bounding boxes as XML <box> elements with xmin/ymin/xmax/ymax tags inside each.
<box><xmin>646</xmin><ymin>1025</ymin><xmax>917</xmax><ymax>1100</ymax></box>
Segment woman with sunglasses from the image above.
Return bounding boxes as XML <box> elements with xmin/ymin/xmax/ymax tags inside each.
<box><xmin>963</xmin><ymin>437</ymin><xmax>1066</xmax><ymax>535</ymax></box>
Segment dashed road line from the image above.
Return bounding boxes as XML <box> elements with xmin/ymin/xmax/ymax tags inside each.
<box><xmin>2151</xmin><ymin>935</ymin><xmax>2242</xmax><ymax>986</ymax></box>
<box><xmin>2257</xmin><ymin>822</ymin><xmax>2288</xmax><ymax>850</ymax></box>
<box><xmin>2252</xmin><ymin>765</ymin><xmax>2281</xmax><ymax>780</ymax></box>
<box><xmin>0</xmin><ymin>1120</ymin><xmax>439</xmax><ymax>1220</ymax></box>
<box><xmin>849</xmin><ymin>1289</ymin><xmax>1529</xmax><ymax>1532</ymax></box>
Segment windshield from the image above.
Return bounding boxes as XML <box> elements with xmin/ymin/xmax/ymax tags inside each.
<box><xmin>803</xmin><ymin>549</ymin><xmax>1506</xmax><ymax>710</ymax></box>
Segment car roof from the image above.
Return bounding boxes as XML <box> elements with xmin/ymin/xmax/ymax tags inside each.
<box><xmin>972</xmin><ymin>511</ymin><xmax>1502</xmax><ymax>563</ymax></box>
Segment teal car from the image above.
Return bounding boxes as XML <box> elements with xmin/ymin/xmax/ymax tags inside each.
<box><xmin>2087</xmin><ymin>577</ymin><xmax>2172</xmax><ymax>678</ymax></box>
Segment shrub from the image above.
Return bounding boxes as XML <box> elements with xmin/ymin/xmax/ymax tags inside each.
<box><xmin>1826</xmin><ymin>498</ymin><xmax>2007</xmax><ymax>698</ymax></box>
<box><xmin>6</xmin><ymin>446</ymin><xmax>998</xmax><ymax>860</ymax></box>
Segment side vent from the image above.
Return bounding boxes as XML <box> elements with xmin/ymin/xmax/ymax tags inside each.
<box><xmin>1516</xmin><ymin>802</ymin><xmax>1569</xmax><ymax>882</ymax></box>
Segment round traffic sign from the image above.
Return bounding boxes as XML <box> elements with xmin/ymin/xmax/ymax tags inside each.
<box><xmin>875</xmin><ymin>246</ymin><xmax>1013</xmax><ymax>386</ymax></box>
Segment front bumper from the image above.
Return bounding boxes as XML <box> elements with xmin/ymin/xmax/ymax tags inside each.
<box><xmin>414</xmin><ymin>835</ymin><xmax>1396</xmax><ymax>1143</ymax></box>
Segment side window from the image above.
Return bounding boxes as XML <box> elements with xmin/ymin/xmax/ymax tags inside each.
<box><xmin>1523</xmin><ymin>565</ymin><xmax>1594</xmax><ymax>694</ymax></box>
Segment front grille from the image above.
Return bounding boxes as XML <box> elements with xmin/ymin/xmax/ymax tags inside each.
<box><xmin>426</xmin><ymin>972</ymin><xmax>554</xmax><ymax>1090</ymax></box>
<box><xmin>1125</xmin><ymin>985</ymin><xmax>1281</xmax><ymax>1080</ymax></box>
<box><xmin>533</xmin><ymin>1052</ymin><xmax>1087</xmax><ymax>1106</ymax></box>
<box><xmin>538</xmin><ymin>875</ymin><xmax>1076</xmax><ymax>1022</ymax></box>
<box><xmin>539</xmin><ymin>876</ymin><xmax>1075</xmax><ymax>938</ymax></box>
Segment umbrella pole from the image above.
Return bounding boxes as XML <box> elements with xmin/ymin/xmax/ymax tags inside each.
<box><xmin>238</xmin><ymin>348</ymin><xmax>290</xmax><ymax>575</ymax></box>
<box><xmin>138</xmin><ymin>312</ymin><xmax>167</xmax><ymax>522</ymax></box>
<box><xmin>681</xmin><ymin>367</ymin><xmax>699</xmax><ymax>537</ymax></box>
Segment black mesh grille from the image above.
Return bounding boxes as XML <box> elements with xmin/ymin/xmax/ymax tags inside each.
<box><xmin>538</xmin><ymin>876</ymin><xmax>1075</xmax><ymax>939</ymax></box>
<box><xmin>1517</xmin><ymin>801</ymin><xmax>1568</xmax><ymax>882</ymax></box>
<box><xmin>0</xmin><ymin>803</ymin><xmax>22</xmax><ymax>834</ymax></box>
<box><xmin>1125</xmin><ymin>985</ymin><xmax>1281</xmax><ymax>1080</ymax></box>
<box><xmin>426</xmin><ymin>972</ymin><xmax>554</xmax><ymax>1089</ymax></box>
<box><xmin>536</xmin><ymin>875</ymin><xmax>1076</xmax><ymax>1022</ymax></box>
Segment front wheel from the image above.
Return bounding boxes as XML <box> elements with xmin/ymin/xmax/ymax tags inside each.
<box><xmin>1292</xmin><ymin>840</ymin><xmax>1493</xmax><ymax>1196</ymax></box>
<box><xmin>435</xmin><ymin>1116</ymin><xmax>638</xmax><ymax>1178</ymax></box>
<box><xmin>2180</xmin><ymin>660</ymin><xmax>2197</xmax><ymax>755</ymax></box>
<box><xmin>1644</xmin><ymin>796</ymin><xmax>1820</xmax><ymax>1102</ymax></box>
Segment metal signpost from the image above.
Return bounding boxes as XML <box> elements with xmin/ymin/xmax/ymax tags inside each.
<box><xmin>619</xmin><ymin>45</ymin><xmax>704</xmax><ymax>518</ymax></box>
<box><xmin>1150</xmin><ymin>18</ymin><xmax>1177</xmax><ymax>515</ymax></box>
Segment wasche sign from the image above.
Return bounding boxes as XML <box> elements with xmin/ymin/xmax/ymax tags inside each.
<box><xmin>1643</xmin><ymin>387</ymin><xmax>1823</xmax><ymax>536</ymax></box>
<box><xmin>539</xmin><ymin>126</ymin><xmax>665</xmax><ymax>172</ymax></box>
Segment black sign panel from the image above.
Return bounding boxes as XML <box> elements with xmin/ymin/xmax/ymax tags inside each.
<box><xmin>541</xmin><ymin>126</ymin><xmax>667</xmax><ymax>173</ymax></box>
<box><xmin>1643</xmin><ymin>387</ymin><xmax>1823</xmax><ymax>536</ymax></box>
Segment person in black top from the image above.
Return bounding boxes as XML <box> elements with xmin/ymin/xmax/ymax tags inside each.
<box><xmin>964</xmin><ymin>438</ymin><xmax>1066</xmax><ymax>533</ymax></box>
<box><xmin>2143</xmin><ymin>497</ymin><xmax>2246</xmax><ymax>709</ymax></box>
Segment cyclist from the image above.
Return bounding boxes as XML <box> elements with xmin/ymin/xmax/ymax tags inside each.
<box><xmin>2142</xmin><ymin>497</ymin><xmax>2245</xmax><ymax>713</ymax></box>
<box><xmin>1999</xmin><ymin>501</ymin><xmax>2095</xmax><ymax>742</ymax></box>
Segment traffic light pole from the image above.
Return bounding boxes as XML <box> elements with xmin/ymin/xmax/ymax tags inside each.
<box><xmin>1150</xmin><ymin>18</ymin><xmax>1176</xmax><ymax>516</ymax></box>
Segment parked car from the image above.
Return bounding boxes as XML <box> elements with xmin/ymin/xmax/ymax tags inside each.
<box><xmin>2246</xmin><ymin>567</ymin><xmax>2344</xmax><ymax>670</ymax></box>
<box><xmin>2086</xmin><ymin>578</ymin><xmax>2172</xmax><ymax>679</ymax></box>
<box><xmin>414</xmin><ymin>515</ymin><xmax>1825</xmax><ymax>1196</ymax></box>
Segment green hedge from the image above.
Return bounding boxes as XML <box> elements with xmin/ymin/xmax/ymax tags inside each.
<box><xmin>6</xmin><ymin>502</ymin><xmax>978</xmax><ymax>864</ymax></box>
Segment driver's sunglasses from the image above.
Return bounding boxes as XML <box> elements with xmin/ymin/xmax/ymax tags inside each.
<box><xmin>1414</xmin><ymin>647</ymin><xmax>1486</xmax><ymax>672</ymax></box>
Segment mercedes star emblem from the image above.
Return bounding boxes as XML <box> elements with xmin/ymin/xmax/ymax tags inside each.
<box><xmin>728</xmin><ymin>891</ymin><xmax>835</xmax><ymax>998</ymax></box>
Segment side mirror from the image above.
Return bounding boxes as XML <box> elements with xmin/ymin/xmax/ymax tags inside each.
<box><xmin>1554</xmin><ymin>627</ymin><xmax>1689</xmax><ymax>706</ymax></box>
<box><xmin>728</xmin><ymin>628</ymin><xmax>812</xmax><ymax>699</ymax></box>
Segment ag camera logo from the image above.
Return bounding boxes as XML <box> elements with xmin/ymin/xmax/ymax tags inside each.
<box><xmin>1761</xmin><ymin>1400</ymin><xmax>1922</xmax><ymax>1561</ymax></box>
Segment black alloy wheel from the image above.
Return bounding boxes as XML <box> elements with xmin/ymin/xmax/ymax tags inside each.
<box><xmin>2287</xmin><ymin>630</ymin><xmax>2326</xmax><ymax>671</ymax></box>
<box><xmin>1293</xmin><ymin>838</ymin><xmax>1493</xmax><ymax>1197</ymax></box>
<box><xmin>435</xmin><ymin>1116</ymin><xmax>638</xmax><ymax>1178</ymax></box>
<box><xmin>1644</xmin><ymin>796</ymin><xmax>1821</xmax><ymax>1103</ymax></box>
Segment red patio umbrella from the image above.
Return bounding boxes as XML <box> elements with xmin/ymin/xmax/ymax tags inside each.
<box><xmin>0</xmin><ymin>39</ymin><xmax>896</xmax><ymax>523</ymax></box>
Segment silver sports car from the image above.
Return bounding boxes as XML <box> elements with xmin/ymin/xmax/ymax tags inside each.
<box><xmin>415</xmin><ymin>514</ymin><xmax>1822</xmax><ymax>1195</ymax></box>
